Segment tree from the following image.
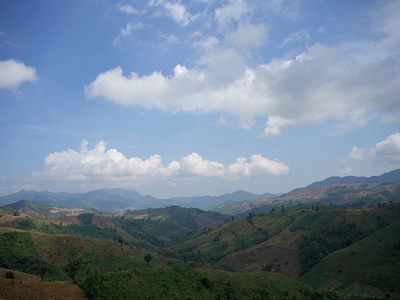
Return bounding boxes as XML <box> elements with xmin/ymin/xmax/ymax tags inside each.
<box><xmin>64</xmin><ymin>248</ymin><xmax>82</xmax><ymax>283</ymax></box>
<box><xmin>118</xmin><ymin>237</ymin><xmax>124</xmax><ymax>252</ymax></box>
<box><xmin>144</xmin><ymin>253</ymin><xmax>153</xmax><ymax>265</ymax></box>
<box><xmin>83</xmin><ymin>264</ymin><xmax>100</xmax><ymax>299</ymax></box>
<box><xmin>39</xmin><ymin>265</ymin><xmax>48</xmax><ymax>281</ymax></box>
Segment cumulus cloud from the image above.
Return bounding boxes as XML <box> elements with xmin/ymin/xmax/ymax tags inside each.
<box><xmin>193</xmin><ymin>35</ymin><xmax>220</xmax><ymax>51</ymax></box>
<box><xmin>117</xmin><ymin>3</ymin><xmax>138</xmax><ymax>14</ymax></box>
<box><xmin>228</xmin><ymin>155</ymin><xmax>289</xmax><ymax>176</ymax></box>
<box><xmin>340</xmin><ymin>167</ymin><xmax>352</xmax><ymax>175</ymax></box>
<box><xmin>371</xmin><ymin>133</ymin><xmax>400</xmax><ymax>163</ymax></box>
<box><xmin>32</xmin><ymin>141</ymin><xmax>289</xmax><ymax>183</ymax></box>
<box><xmin>89</xmin><ymin>1</ymin><xmax>400</xmax><ymax>137</ymax></box>
<box><xmin>350</xmin><ymin>146</ymin><xmax>368</xmax><ymax>160</ymax></box>
<box><xmin>215</xmin><ymin>0</ymin><xmax>253</xmax><ymax>31</ymax></box>
<box><xmin>0</xmin><ymin>59</ymin><xmax>38</xmax><ymax>89</ymax></box>
<box><xmin>224</xmin><ymin>23</ymin><xmax>269</xmax><ymax>50</ymax></box>
<box><xmin>350</xmin><ymin>133</ymin><xmax>400</xmax><ymax>164</ymax></box>
<box><xmin>150</xmin><ymin>0</ymin><xmax>192</xmax><ymax>26</ymax></box>
<box><xmin>263</xmin><ymin>116</ymin><xmax>294</xmax><ymax>137</ymax></box>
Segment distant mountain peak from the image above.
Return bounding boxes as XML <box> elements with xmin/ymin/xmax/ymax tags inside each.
<box><xmin>306</xmin><ymin>169</ymin><xmax>400</xmax><ymax>188</ymax></box>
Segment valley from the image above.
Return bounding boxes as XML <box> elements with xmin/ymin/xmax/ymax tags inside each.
<box><xmin>1</xmin><ymin>170</ymin><xmax>400</xmax><ymax>299</ymax></box>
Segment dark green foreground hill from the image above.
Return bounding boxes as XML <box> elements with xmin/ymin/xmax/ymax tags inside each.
<box><xmin>81</xmin><ymin>266</ymin><xmax>330</xmax><ymax>300</ymax></box>
<box><xmin>301</xmin><ymin>219</ymin><xmax>400</xmax><ymax>299</ymax></box>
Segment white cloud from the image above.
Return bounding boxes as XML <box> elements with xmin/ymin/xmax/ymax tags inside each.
<box><xmin>281</xmin><ymin>29</ymin><xmax>310</xmax><ymax>47</ymax></box>
<box><xmin>0</xmin><ymin>59</ymin><xmax>38</xmax><ymax>89</ymax></box>
<box><xmin>263</xmin><ymin>116</ymin><xmax>294</xmax><ymax>137</ymax></box>
<box><xmin>32</xmin><ymin>141</ymin><xmax>290</xmax><ymax>183</ymax></box>
<box><xmin>86</xmin><ymin>37</ymin><xmax>400</xmax><ymax>133</ymax></box>
<box><xmin>161</xmin><ymin>33</ymin><xmax>179</xmax><ymax>48</ymax></box>
<box><xmin>193</xmin><ymin>35</ymin><xmax>220</xmax><ymax>51</ymax></box>
<box><xmin>350</xmin><ymin>146</ymin><xmax>368</xmax><ymax>160</ymax></box>
<box><xmin>215</xmin><ymin>0</ymin><xmax>252</xmax><ymax>31</ymax></box>
<box><xmin>340</xmin><ymin>167</ymin><xmax>352</xmax><ymax>175</ymax></box>
<box><xmin>91</xmin><ymin>1</ymin><xmax>400</xmax><ymax>136</ymax></box>
<box><xmin>371</xmin><ymin>132</ymin><xmax>400</xmax><ymax>163</ymax></box>
<box><xmin>121</xmin><ymin>22</ymin><xmax>144</xmax><ymax>36</ymax></box>
<box><xmin>228</xmin><ymin>155</ymin><xmax>289</xmax><ymax>176</ymax></box>
<box><xmin>150</xmin><ymin>0</ymin><xmax>192</xmax><ymax>27</ymax></box>
<box><xmin>350</xmin><ymin>133</ymin><xmax>400</xmax><ymax>164</ymax></box>
<box><xmin>224</xmin><ymin>23</ymin><xmax>268</xmax><ymax>50</ymax></box>
<box><xmin>117</xmin><ymin>3</ymin><xmax>138</xmax><ymax>14</ymax></box>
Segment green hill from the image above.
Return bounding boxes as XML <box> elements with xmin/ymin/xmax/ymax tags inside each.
<box><xmin>6</xmin><ymin>200</ymin><xmax>56</xmax><ymax>217</ymax></box>
<box><xmin>172</xmin><ymin>204</ymin><xmax>400</xmax><ymax>280</ymax></box>
<box><xmin>170</xmin><ymin>209</ymin><xmax>308</xmax><ymax>263</ymax></box>
<box><xmin>0</xmin><ymin>227</ymin><xmax>334</xmax><ymax>300</ymax></box>
<box><xmin>301</xmin><ymin>219</ymin><xmax>400</xmax><ymax>299</ymax></box>
<box><xmin>0</xmin><ymin>227</ymin><xmax>162</xmax><ymax>281</ymax></box>
<box><xmin>79</xmin><ymin>266</ymin><xmax>331</xmax><ymax>300</ymax></box>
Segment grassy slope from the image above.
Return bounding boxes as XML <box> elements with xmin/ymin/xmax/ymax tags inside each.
<box><xmin>87</xmin><ymin>266</ymin><xmax>331</xmax><ymax>300</ymax></box>
<box><xmin>0</xmin><ymin>277</ymin><xmax>86</xmax><ymax>300</ymax></box>
<box><xmin>301</xmin><ymin>219</ymin><xmax>400</xmax><ymax>298</ymax></box>
<box><xmin>0</xmin><ymin>227</ymin><xmax>163</xmax><ymax>281</ymax></box>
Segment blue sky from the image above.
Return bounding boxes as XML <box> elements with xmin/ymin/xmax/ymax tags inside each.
<box><xmin>0</xmin><ymin>0</ymin><xmax>399</xmax><ymax>198</ymax></box>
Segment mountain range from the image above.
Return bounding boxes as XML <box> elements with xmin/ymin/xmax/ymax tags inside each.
<box><xmin>0</xmin><ymin>168</ymin><xmax>399</xmax><ymax>213</ymax></box>
<box><xmin>305</xmin><ymin>168</ymin><xmax>400</xmax><ymax>188</ymax></box>
<box><xmin>0</xmin><ymin>188</ymin><xmax>276</xmax><ymax>212</ymax></box>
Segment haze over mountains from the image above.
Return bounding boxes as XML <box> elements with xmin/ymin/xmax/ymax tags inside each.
<box><xmin>305</xmin><ymin>169</ymin><xmax>400</xmax><ymax>188</ymax></box>
<box><xmin>0</xmin><ymin>188</ymin><xmax>276</xmax><ymax>212</ymax></box>
<box><xmin>1</xmin><ymin>169</ymin><xmax>399</xmax><ymax>213</ymax></box>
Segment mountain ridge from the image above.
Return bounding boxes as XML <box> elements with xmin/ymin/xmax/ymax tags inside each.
<box><xmin>1</xmin><ymin>169</ymin><xmax>399</xmax><ymax>213</ymax></box>
<box><xmin>305</xmin><ymin>168</ymin><xmax>400</xmax><ymax>188</ymax></box>
<box><xmin>0</xmin><ymin>188</ymin><xmax>277</xmax><ymax>212</ymax></box>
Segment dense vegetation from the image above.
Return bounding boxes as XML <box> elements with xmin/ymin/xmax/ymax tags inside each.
<box><xmin>78</xmin><ymin>266</ymin><xmax>334</xmax><ymax>300</ymax></box>
<box><xmin>291</xmin><ymin>207</ymin><xmax>400</xmax><ymax>274</ymax></box>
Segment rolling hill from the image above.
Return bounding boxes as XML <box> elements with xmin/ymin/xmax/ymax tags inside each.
<box><xmin>167</xmin><ymin>203</ymin><xmax>400</xmax><ymax>298</ymax></box>
<box><xmin>0</xmin><ymin>225</ymin><xmax>329</xmax><ymax>300</ymax></box>
<box><xmin>1</xmin><ymin>203</ymin><xmax>233</xmax><ymax>252</ymax></box>
<box><xmin>1</xmin><ymin>170</ymin><xmax>400</xmax><ymax>299</ymax></box>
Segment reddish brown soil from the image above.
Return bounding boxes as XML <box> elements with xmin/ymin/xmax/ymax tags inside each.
<box><xmin>0</xmin><ymin>279</ymin><xmax>87</xmax><ymax>300</ymax></box>
<box><xmin>47</xmin><ymin>215</ymin><xmax>80</xmax><ymax>226</ymax></box>
<box><xmin>91</xmin><ymin>215</ymin><xmax>115</xmax><ymax>227</ymax></box>
<box><xmin>190</xmin><ymin>212</ymin><xmax>224</xmax><ymax>229</ymax></box>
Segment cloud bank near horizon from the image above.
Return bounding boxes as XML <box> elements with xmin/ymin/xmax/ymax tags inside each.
<box><xmin>32</xmin><ymin>140</ymin><xmax>289</xmax><ymax>185</ymax></box>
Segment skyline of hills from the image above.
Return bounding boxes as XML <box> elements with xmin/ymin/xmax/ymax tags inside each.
<box><xmin>1</xmin><ymin>169</ymin><xmax>399</xmax><ymax>213</ymax></box>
